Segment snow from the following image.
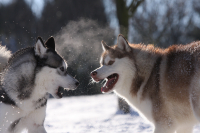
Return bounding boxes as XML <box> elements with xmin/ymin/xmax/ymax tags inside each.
<box><xmin>44</xmin><ymin>94</ymin><xmax>200</xmax><ymax>133</ymax></box>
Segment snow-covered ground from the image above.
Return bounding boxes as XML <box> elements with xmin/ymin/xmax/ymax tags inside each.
<box><xmin>45</xmin><ymin>94</ymin><xmax>200</xmax><ymax>133</ymax></box>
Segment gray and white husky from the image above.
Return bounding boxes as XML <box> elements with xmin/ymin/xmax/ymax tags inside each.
<box><xmin>0</xmin><ymin>37</ymin><xmax>79</xmax><ymax>133</ymax></box>
<box><xmin>91</xmin><ymin>34</ymin><xmax>200</xmax><ymax>133</ymax></box>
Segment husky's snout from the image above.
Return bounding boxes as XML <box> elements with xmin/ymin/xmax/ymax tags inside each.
<box><xmin>66</xmin><ymin>74</ymin><xmax>79</xmax><ymax>89</ymax></box>
<box><xmin>90</xmin><ymin>71</ymin><xmax>101</xmax><ymax>82</ymax></box>
<box><xmin>75</xmin><ymin>81</ymin><xmax>79</xmax><ymax>86</ymax></box>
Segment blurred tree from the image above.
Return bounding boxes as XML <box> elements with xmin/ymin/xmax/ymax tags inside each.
<box><xmin>115</xmin><ymin>0</ymin><xmax>144</xmax><ymax>114</ymax></box>
<box><xmin>188</xmin><ymin>0</ymin><xmax>200</xmax><ymax>41</ymax></box>
<box><xmin>131</xmin><ymin>0</ymin><xmax>200</xmax><ymax>47</ymax></box>
<box><xmin>116</xmin><ymin>0</ymin><xmax>144</xmax><ymax>39</ymax></box>
<box><xmin>0</xmin><ymin>0</ymin><xmax>36</xmax><ymax>51</ymax></box>
<box><xmin>38</xmin><ymin>0</ymin><xmax>108</xmax><ymax>39</ymax></box>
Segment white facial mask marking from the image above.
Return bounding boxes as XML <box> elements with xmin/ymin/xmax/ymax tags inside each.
<box><xmin>103</xmin><ymin>55</ymin><xmax>115</xmax><ymax>66</ymax></box>
<box><xmin>100</xmin><ymin>56</ymin><xmax>103</xmax><ymax>65</ymax></box>
<box><xmin>104</xmin><ymin>55</ymin><xmax>111</xmax><ymax>65</ymax></box>
<box><xmin>35</xmin><ymin>66</ymin><xmax>77</xmax><ymax>99</ymax></box>
<box><xmin>95</xmin><ymin>57</ymin><xmax>136</xmax><ymax>90</ymax></box>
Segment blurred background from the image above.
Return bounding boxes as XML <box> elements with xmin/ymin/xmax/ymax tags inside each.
<box><xmin>0</xmin><ymin>0</ymin><xmax>200</xmax><ymax>112</ymax></box>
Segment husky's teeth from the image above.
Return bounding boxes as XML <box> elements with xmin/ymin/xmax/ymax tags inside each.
<box><xmin>106</xmin><ymin>86</ymin><xmax>108</xmax><ymax>88</ymax></box>
<box><xmin>115</xmin><ymin>77</ymin><xmax>117</xmax><ymax>79</ymax></box>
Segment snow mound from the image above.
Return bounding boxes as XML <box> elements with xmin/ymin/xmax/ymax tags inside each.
<box><xmin>45</xmin><ymin>94</ymin><xmax>200</xmax><ymax>133</ymax></box>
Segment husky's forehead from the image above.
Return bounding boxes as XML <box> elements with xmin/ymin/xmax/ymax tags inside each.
<box><xmin>45</xmin><ymin>49</ymin><xmax>64</xmax><ymax>68</ymax></box>
<box><xmin>100</xmin><ymin>46</ymin><xmax>129</xmax><ymax>65</ymax></box>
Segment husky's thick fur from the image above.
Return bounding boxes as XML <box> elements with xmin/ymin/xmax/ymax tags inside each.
<box><xmin>0</xmin><ymin>45</ymin><xmax>11</xmax><ymax>72</ymax></box>
<box><xmin>91</xmin><ymin>34</ymin><xmax>200</xmax><ymax>133</ymax></box>
<box><xmin>0</xmin><ymin>37</ymin><xmax>79</xmax><ymax>133</ymax></box>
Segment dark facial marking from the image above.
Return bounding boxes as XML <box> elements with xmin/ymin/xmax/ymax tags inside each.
<box><xmin>108</xmin><ymin>60</ymin><xmax>115</xmax><ymax>65</ymax></box>
<box><xmin>9</xmin><ymin>118</ymin><xmax>21</xmax><ymax>131</ymax></box>
<box><xmin>0</xmin><ymin>88</ymin><xmax>16</xmax><ymax>106</ymax></box>
<box><xmin>34</xmin><ymin>48</ymin><xmax>63</xmax><ymax>70</ymax></box>
<box><xmin>45</xmin><ymin>49</ymin><xmax>63</xmax><ymax>68</ymax></box>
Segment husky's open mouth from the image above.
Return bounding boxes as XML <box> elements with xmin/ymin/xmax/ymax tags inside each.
<box><xmin>101</xmin><ymin>73</ymin><xmax>119</xmax><ymax>93</ymax></box>
<box><xmin>57</xmin><ymin>87</ymin><xmax>64</xmax><ymax>98</ymax></box>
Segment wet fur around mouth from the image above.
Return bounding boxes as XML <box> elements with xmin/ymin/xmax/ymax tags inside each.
<box><xmin>101</xmin><ymin>73</ymin><xmax>119</xmax><ymax>93</ymax></box>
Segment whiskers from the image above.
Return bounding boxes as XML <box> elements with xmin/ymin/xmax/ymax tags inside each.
<box><xmin>88</xmin><ymin>78</ymin><xmax>107</xmax><ymax>86</ymax></box>
<box><xmin>88</xmin><ymin>78</ymin><xmax>96</xmax><ymax>85</ymax></box>
<box><xmin>102</xmin><ymin>78</ymin><xmax>107</xmax><ymax>84</ymax></box>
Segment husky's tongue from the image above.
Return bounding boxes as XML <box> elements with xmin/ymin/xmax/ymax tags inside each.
<box><xmin>101</xmin><ymin>74</ymin><xmax>119</xmax><ymax>93</ymax></box>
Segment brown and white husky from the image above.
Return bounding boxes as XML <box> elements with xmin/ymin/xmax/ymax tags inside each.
<box><xmin>91</xmin><ymin>34</ymin><xmax>200</xmax><ymax>133</ymax></box>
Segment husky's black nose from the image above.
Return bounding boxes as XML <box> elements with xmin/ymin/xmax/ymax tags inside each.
<box><xmin>90</xmin><ymin>71</ymin><xmax>97</xmax><ymax>77</ymax></box>
<box><xmin>75</xmin><ymin>81</ymin><xmax>79</xmax><ymax>86</ymax></box>
<box><xmin>91</xmin><ymin>71</ymin><xmax>101</xmax><ymax>82</ymax></box>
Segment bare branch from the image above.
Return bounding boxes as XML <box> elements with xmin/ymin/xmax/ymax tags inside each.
<box><xmin>128</xmin><ymin>0</ymin><xmax>145</xmax><ymax>17</ymax></box>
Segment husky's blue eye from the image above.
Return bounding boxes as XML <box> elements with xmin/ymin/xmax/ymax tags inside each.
<box><xmin>60</xmin><ymin>66</ymin><xmax>64</xmax><ymax>72</ymax></box>
<box><xmin>108</xmin><ymin>60</ymin><xmax>115</xmax><ymax>65</ymax></box>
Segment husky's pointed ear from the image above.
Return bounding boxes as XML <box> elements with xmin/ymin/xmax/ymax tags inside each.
<box><xmin>35</xmin><ymin>37</ymin><xmax>47</xmax><ymax>57</ymax></box>
<box><xmin>101</xmin><ymin>40</ymin><xmax>111</xmax><ymax>51</ymax></box>
<box><xmin>117</xmin><ymin>34</ymin><xmax>131</xmax><ymax>52</ymax></box>
<box><xmin>45</xmin><ymin>36</ymin><xmax>55</xmax><ymax>50</ymax></box>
